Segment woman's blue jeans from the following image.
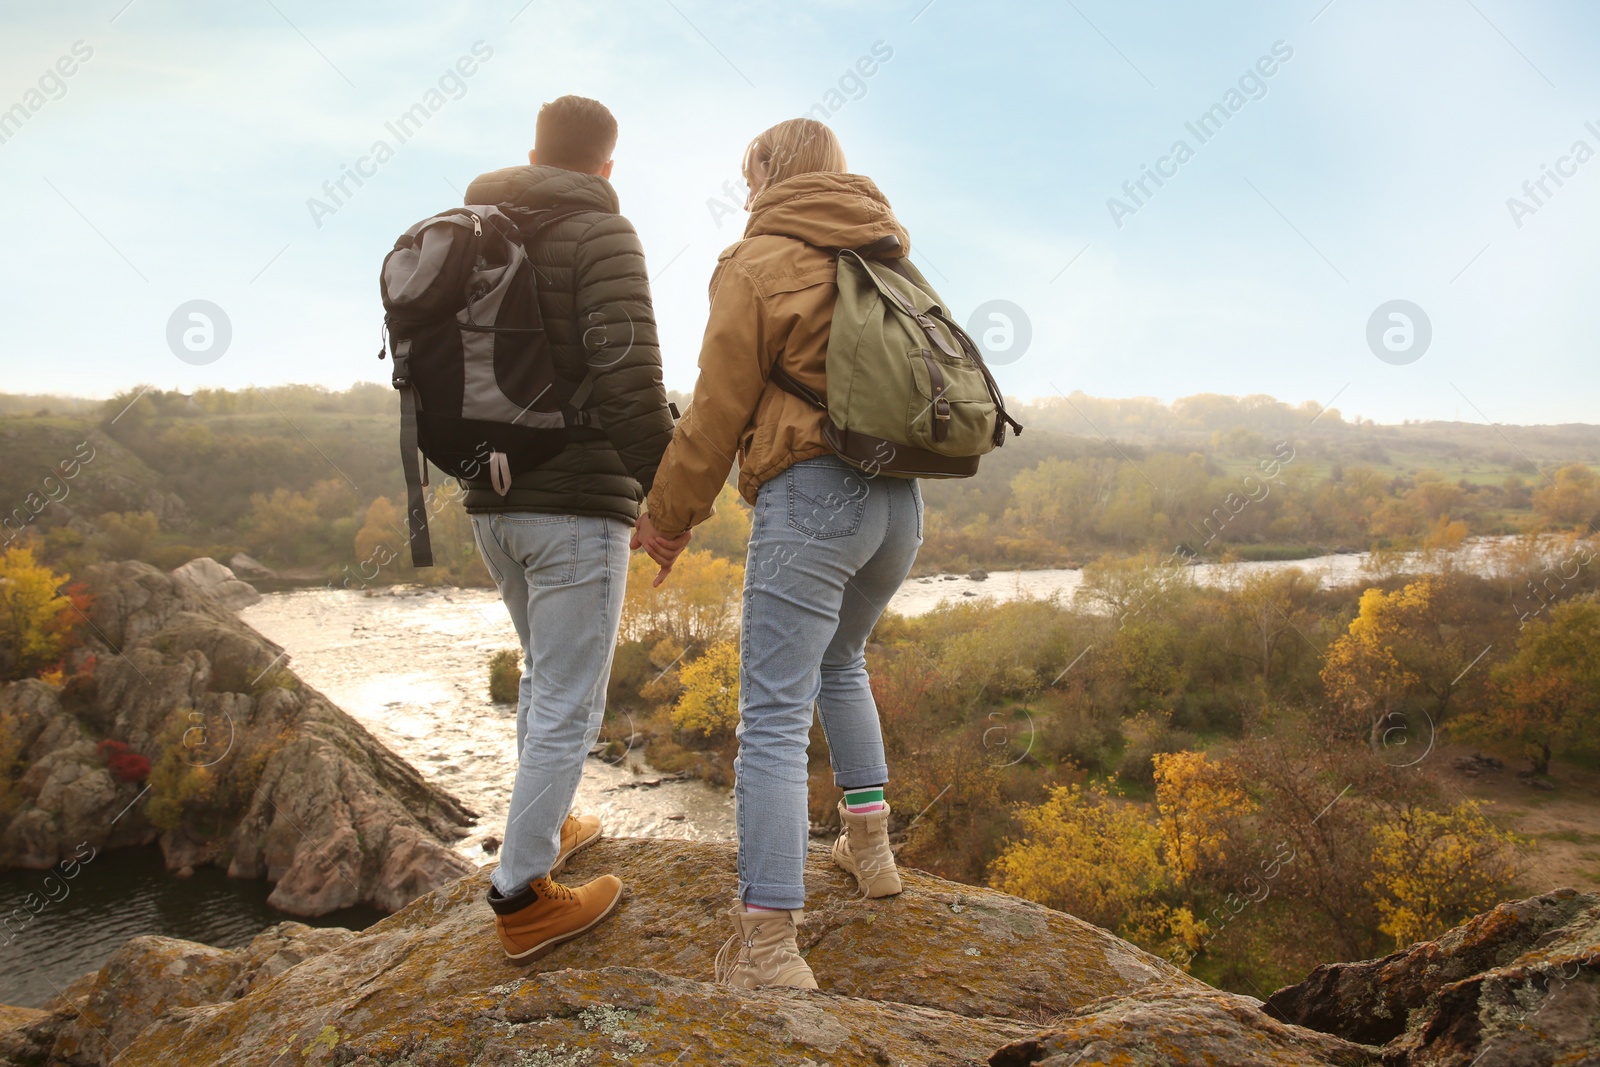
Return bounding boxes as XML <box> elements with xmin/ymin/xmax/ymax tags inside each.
<box><xmin>736</xmin><ymin>456</ymin><xmax>923</xmax><ymax>908</ymax></box>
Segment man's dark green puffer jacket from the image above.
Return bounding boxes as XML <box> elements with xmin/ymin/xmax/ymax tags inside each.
<box><xmin>457</xmin><ymin>164</ymin><xmax>673</xmax><ymax>523</ymax></box>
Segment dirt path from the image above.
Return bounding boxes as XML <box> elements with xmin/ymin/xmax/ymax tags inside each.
<box><xmin>1429</xmin><ymin>741</ymin><xmax>1600</xmax><ymax>894</ymax></box>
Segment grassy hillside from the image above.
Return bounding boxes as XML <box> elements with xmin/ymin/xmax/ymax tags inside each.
<box><xmin>3</xmin><ymin>383</ymin><xmax>1597</xmax><ymax>583</ymax></box>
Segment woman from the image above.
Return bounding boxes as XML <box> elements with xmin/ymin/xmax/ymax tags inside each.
<box><xmin>634</xmin><ymin>118</ymin><xmax>922</xmax><ymax>989</ymax></box>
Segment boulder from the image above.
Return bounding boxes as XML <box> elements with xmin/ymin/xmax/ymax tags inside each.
<box><xmin>1</xmin><ymin>836</ymin><xmax>1207</xmax><ymax>1067</ymax></box>
<box><xmin>1269</xmin><ymin>888</ymin><xmax>1600</xmax><ymax>1065</ymax></box>
<box><xmin>0</xmin><ymin>561</ymin><xmax>475</xmax><ymax>911</ymax></box>
<box><xmin>226</xmin><ymin>554</ymin><xmax>277</xmax><ymax>581</ymax></box>
<box><xmin>989</xmin><ymin>989</ymin><xmax>1380</xmax><ymax>1066</ymax></box>
<box><xmin>336</xmin><ymin>966</ymin><xmax>1029</xmax><ymax>1066</ymax></box>
<box><xmin>3</xmin><ymin>923</ymin><xmax>353</xmax><ymax>1066</ymax></box>
<box><xmin>169</xmin><ymin>558</ymin><xmax>260</xmax><ymax>611</ymax></box>
<box><xmin>1</xmin><ymin>839</ymin><xmax>1583</xmax><ymax>1067</ymax></box>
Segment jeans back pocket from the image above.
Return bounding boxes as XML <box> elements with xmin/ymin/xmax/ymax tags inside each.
<box><xmin>493</xmin><ymin>514</ymin><xmax>579</xmax><ymax>586</ymax></box>
<box><xmin>785</xmin><ymin>461</ymin><xmax>867</xmax><ymax>540</ymax></box>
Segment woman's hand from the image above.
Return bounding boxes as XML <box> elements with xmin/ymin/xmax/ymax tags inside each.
<box><xmin>631</xmin><ymin>513</ymin><xmax>692</xmax><ymax>586</ymax></box>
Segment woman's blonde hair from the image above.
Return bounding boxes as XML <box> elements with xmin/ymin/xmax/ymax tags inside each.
<box><xmin>742</xmin><ymin>118</ymin><xmax>847</xmax><ymax>193</ymax></box>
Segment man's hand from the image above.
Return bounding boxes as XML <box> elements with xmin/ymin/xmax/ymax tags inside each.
<box><xmin>631</xmin><ymin>513</ymin><xmax>692</xmax><ymax>587</ymax></box>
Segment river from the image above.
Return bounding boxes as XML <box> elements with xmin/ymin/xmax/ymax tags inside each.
<box><xmin>3</xmin><ymin>536</ymin><xmax>1557</xmax><ymax>1007</ymax></box>
<box><xmin>239</xmin><ymin>535</ymin><xmax>1543</xmax><ymax>869</ymax></box>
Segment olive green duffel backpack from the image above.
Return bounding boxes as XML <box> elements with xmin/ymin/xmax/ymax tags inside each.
<box><xmin>770</xmin><ymin>235</ymin><xmax>1023</xmax><ymax>478</ymax></box>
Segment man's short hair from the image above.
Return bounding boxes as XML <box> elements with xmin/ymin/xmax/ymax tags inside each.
<box><xmin>535</xmin><ymin>95</ymin><xmax>618</xmax><ymax>172</ymax></box>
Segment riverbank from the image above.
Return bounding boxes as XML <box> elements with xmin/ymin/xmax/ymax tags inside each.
<box><xmin>0</xmin><ymin>846</ymin><xmax>382</xmax><ymax>1010</ymax></box>
<box><xmin>239</xmin><ymin>587</ymin><xmax>738</xmax><ymax>867</ymax></box>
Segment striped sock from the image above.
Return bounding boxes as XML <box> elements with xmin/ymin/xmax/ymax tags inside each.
<box><xmin>843</xmin><ymin>787</ymin><xmax>885</xmax><ymax>814</ymax></box>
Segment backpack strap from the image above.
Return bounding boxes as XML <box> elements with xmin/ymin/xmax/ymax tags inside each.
<box><xmin>768</xmin><ymin>363</ymin><xmax>826</xmax><ymax>411</ymax></box>
<box><xmin>766</xmin><ymin>236</ymin><xmax>901</xmax><ymax>412</ymax></box>
<box><xmin>390</xmin><ymin>338</ymin><xmax>434</xmax><ymax>568</ymax></box>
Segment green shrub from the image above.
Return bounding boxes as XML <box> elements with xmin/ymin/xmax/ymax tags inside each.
<box><xmin>1114</xmin><ymin>712</ymin><xmax>1197</xmax><ymax>790</ymax></box>
<box><xmin>489</xmin><ymin>649</ymin><xmax>521</xmax><ymax>705</ymax></box>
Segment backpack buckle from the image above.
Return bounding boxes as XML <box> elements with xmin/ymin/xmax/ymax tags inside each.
<box><xmin>390</xmin><ymin>339</ymin><xmax>413</xmax><ymax>389</ymax></box>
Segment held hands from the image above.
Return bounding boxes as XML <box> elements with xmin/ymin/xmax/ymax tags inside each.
<box><xmin>631</xmin><ymin>513</ymin><xmax>692</xmax><ymax>587</ymax></box>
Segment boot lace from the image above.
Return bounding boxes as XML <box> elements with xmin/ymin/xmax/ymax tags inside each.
<box><xmin>535</xmin><ymin>877</ymin><xmax>575</xmax><ymax>902</ymax></box>
<box><xmin>713</xmin><ymin>931</ymin><xmax>755</xmax><ymax>985</ymax></box>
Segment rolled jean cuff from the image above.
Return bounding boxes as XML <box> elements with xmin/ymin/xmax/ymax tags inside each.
<box><xmin>833</xmin><ymin>765</ymin><xmax>890</xmax><ymax>791</ymax></box>
<box><xmin>739</xmin><ymin>878</ymin><xmax>807</xmax><ymax>911</ymax></box>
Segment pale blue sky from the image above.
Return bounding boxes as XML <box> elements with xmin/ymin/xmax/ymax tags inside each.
<box><xmin>1</xmin><ymin>0</ymin><xmax>1596</xmax><ymax>425</ymax></box>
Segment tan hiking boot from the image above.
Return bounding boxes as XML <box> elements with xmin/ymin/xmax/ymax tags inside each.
<box><xmin>832</xmin><ymin>799</ymin><xmax>902</xmax><ymax>898</ymax></box>
<box><xmin>487</xmin><ymin>874</ymin><xmax>623</xmax><ymax>961</ymax></box>
<box><xmin>552</xmin><ymin>812</ymin><xmax>602</xmax><ymax>876</ymax></box>
<box><xmin>713</xmin><ymin>905</ymin><xmax>818</xmax><ymax>990</ymax></box>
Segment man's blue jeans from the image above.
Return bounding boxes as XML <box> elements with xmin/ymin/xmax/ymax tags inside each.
<box><xmin>737</xmin><ymin>456</ymin><xmax>923</xmax><ymax>909</ymax></box>
<box><xmin>471</xmin><ymin>512</ymin><xmax>630</xmax><ymax>894</ymax></box>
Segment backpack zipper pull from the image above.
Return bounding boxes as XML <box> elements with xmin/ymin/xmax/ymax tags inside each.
<box><xmin>469</xmin><ymin>212</ymin><xmax>482</xmax><ymax>236</ymax></box>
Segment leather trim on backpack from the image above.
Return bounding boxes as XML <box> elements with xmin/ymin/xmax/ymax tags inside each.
<box><xmin>821</xmin><ymin>423</ymin><xmax>980</xmax><ymax>479</ymax></box>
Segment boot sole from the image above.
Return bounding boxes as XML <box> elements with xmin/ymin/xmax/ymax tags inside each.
<box><xmin>502</xmin><ymin>883</ymin><xmax>623</xmax><ymax>962</ymax></box>
<box><xmin>549</xmin><ymin>825</ymin><xmax>603</xmax><ymax>879</ymax></box>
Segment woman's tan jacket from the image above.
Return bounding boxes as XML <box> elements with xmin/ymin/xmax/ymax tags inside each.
<box><xmin>643</xmin><ymin>171</ymin><xmax>911</xmax><ymax>537</ymax></box>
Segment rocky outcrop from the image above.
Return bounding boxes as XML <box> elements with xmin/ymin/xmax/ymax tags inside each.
<box><xmin>989</xmin><ymin>990</ymin><xmax>1380</xmax><ymax>1066</ymax></box>
<box><xmin>226</xmin><ymin>554</ymin><xmax>276</xmax><ymax>582</ymax></box>
<box><xmin>5</xmin><ymin>922</ymin><xmax>354</xmax><ymax>1066</ymax></box>
<box><xmin>1268</xmin><ymin>888</ymin><xmax>1600</xmax><ymax>1065</ymax></box>
<box><xmin>0</xmin><ymin>561</ymin><xmax>474</xmax><ymax>915</ymax></box>
<box><xmin>169</xmin><ymin>557</ymin><xmax>260</xmax><ymax>611</ymax></box>
<box><xmin>0</xmin><ymin>836</ymin><xmax>1402</xmax><ymax>1067</ymax></box>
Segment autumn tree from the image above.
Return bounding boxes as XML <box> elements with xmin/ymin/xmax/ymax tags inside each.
<box><xmin>1480</xmin><ymin>596</ymin><xmax>1600</xmax><ymax>775</ymax></box>
<box><xmin>1152</xmin><ymin>750</ymin><xmax>1254</xmax><ymax>881</ymax></box>
<box><xmin>1533</xmin><ymin>464</ymin><xmax>1600</xmax><ymax>530</ymax></box>
<box><xmin>671</xmin><ymin>640</ymin><xmax>740</xmax><ymax>739</ymax></box>
<box><xmin>1222</xmin><ymin>567</ymin><xmax>1320</xmax><ymax>690</ymax></box>
<box><xmin>352</xmin><ymin>496</ymin><xmax>407</xmax><ymax>581</ymax></box>
<box><xmin>621</xmin><ymin>550</ymin><xmax>743</xmax><ymax>651</ymax></box>
<box><xmin>1321</xmin><ymin>580</ymin><xmax>1464</xmax><ymax>748</ymax></box>
<box><xmin>93</xmin><ymin>510</ymin><xmax>160</xmax><ymax>561</ymax></box>
<box><xmin>1370</xmin><ymin>801</ymin><xmax>1524</xmax><ymax>948</ymax></box>
<box><xmin>991</xmin><ymin>778</ymin><xmax>1168</xmax><ymax>932</ymax></box>
<box><xmin>0</xmin><ymin>547</ymin><xmax>84</xmax><ymax>681</ymax></box>
<box><xmin>241</xmin><ymin>487</ymin><xmax>321</xmax><ymax>562</ymax></box>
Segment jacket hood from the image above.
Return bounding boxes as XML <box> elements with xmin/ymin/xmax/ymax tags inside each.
<box><xmin>743</xmin><ymin>172</ymin><xmax>909</xmax><ymax>255</ymax></box>
<box><xmin>464</xmin><ymin>164</ymin><xmax>620</xmax><ymax>215</ymax></box>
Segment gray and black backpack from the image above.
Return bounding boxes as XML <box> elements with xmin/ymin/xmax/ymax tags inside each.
<box><xmin>378</xmin><ymin>205</ymin><xmax>601</xmax><ymax>567</ymax></box>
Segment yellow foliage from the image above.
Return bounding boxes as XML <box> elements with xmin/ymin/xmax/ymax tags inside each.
<box><xmin>990</xmin><ymin>778</ymin><xmax>1169</xmax><ymax>933</ymax></box>
<box><xmin>145</xmin><ymin>710</ymin><xmax>220</xmax><ymax>832</ymax></box>
<box><xmin>693</xmin><ymin>484</ymin><xmax>753</xmax><ymax>560</ymax></box>
<box><xmin>1371</xmin><ymin>801</ymin><xmax>1524</xmax><ymax>948</ymax></box>
<box><xmin>622</xmin><ymin>550</ymin><xmax>743</xmax><ymax>650</ymax></box>
<box><xmin>671</xmin><ymin>640</ymin><xmax>741</xmax><ymax>738</ymax></box>
<box><xmin>1125</xmin><ymin>902</ymin><xmax>1210</xmax><ymax>971</ymax></box>
<box><xmin>1321</xmin><ymin>580</ymin><xmax>1456</xmax><ymax>741</ymax></box>
<box><xmin>0</xmin><ymin>547</ymin><xmax>76</xmax><ymax>681</ymax></box>
<box><xmin>1152</xmin><ymin>750</ymin><xmax>1254</xmax><ymax>879</ymax></box>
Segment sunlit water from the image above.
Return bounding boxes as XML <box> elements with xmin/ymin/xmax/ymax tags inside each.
<box><xmin>887</xmin><ymin>538</ymin><xmax>1536</xmax><ymax>615</ymax></box>
<box><xmin>240</xmin><ymin>587</ymin><xmax>739</xmax><ymax>865</ymax></box>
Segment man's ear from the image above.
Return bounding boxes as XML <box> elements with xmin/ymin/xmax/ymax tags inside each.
<box><xmin>528</xmin><ymin>149</ymin><xmax>538</xmax><ymax>165</ymax></box>
<box><xmin>599</xmin><ymin>159</ymin><xmax>614</xmax><ymax>179</ymax></box>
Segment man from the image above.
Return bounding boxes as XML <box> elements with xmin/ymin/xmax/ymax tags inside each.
<box><xmin>462</xmin><ymin>95</ymin><xmax>682</xmax><ymax>960</ymax></box>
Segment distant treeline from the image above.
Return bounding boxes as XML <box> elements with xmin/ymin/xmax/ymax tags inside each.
<box><xmin>1</xmin><ymin>384</ymin><xmax>1597</xmax><ymax>582</ymax></box>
